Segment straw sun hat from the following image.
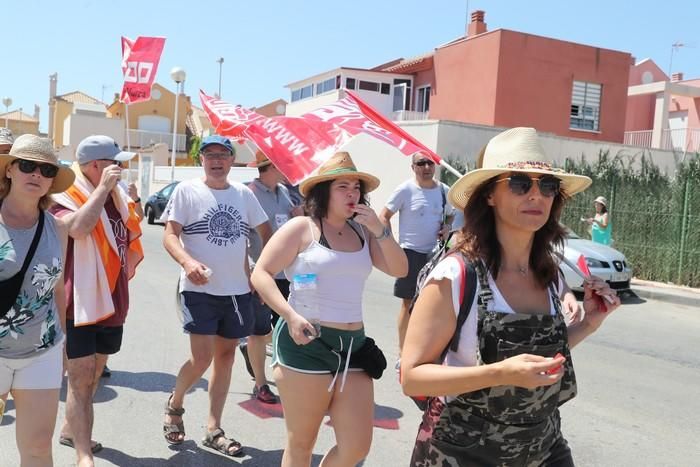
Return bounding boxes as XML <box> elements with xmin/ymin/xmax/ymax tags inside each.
<box><xmin>247</xmin><ymin>150</ymin><xmax>273</xmax><ymax>168</ymax></box>
<box><xmin>448</xmin><ymin>127</ymin><xmax>592</xmax><ymax>210</ymax></box>
<box><xmin>594</xmin><ymin>196</ymin><xmax>608</xmax><ymax>207</ymax></box>
<box><xmin>0</xmin><ymin>134</ymin><xmax>75</xmax><ymax>193</ymax></box>
<box><xmin>299</xmin><ymin>152</ymin><xmax>380</xmax><ymax>197</ymax></box>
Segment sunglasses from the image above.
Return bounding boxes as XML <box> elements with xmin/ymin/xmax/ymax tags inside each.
<box><xmin>495</xmin><ymin>174</ymin><xmax>561</xmax><ymax>197</ymax></box>
<box><xmin>13</xmin><ymin>159</ymin><xmax>59</xmax><ymax>178</ymax></box>
<box><xmin>98</xmin><ymin>159</ymin><xmax>123</xmax><ymax>168</ymax></box>
<box><xmin>414</xmin><ymin>160</ymin><xmax>435</xmax><ymax>167</ymax></box>
<box><xmin>201</xmin><ymin>152</ymin><xmax>233</xmax><ymax>160</ymax></box>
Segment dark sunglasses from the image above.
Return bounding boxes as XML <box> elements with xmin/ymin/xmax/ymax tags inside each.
<box><xmin>98</xmin><ymin>159</ymin><xmax>123</xmax><ymax>167</ymax></box>
<box><xmin>496</xmin><ymin>174</ymin><xmax>561</xmax><ymax>197</ymax></box>
<box><xmin>414</xmin><ymin>160</ymin><xmax>435</xmax><ymax>167</ymax></box>
<box><xmin>13</xmin><ymin>159</ymin><xmax>59</xmax><ymax>178</ymax></box>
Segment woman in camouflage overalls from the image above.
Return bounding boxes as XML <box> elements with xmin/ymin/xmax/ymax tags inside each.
<box><xmin>401</xmin><ymin>127</ymin><xmax>622</xmax><ymax>467</ymax></box>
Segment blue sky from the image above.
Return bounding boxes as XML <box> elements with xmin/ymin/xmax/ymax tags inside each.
<box><xmin>1</xmin><ymin>0</ymin><xmax>698</xmax><ymax>133</ymax></box>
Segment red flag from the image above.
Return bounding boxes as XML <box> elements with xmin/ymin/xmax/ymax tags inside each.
<box><xmin>199</xmin><ymin>90</ymin><xmax>440</xmax><ymax>184</ymax></box>
<box><xmin>120</xmin><ymin>36</ymin><xmax>166</xmax><ymax>104</ymax></box>
<box><xmin>577</xmin><ymin>254</ymin><xmax>591</xmax><ymax>277</ymax></box>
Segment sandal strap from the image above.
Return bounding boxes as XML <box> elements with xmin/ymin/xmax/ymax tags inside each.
<box><xmin>206</xmin><ymin>428</ymin><xmax>225</xmax><ymax>441</ymax></box>
<box><xmin>165</xmin><ymin>394</ymin><xmax>185</xmax><ymax>416</ymax></box>
<box><xmin>163</xmin><ymin>422</ymin><xmax>185</xmax><ymax>435</ymax></box>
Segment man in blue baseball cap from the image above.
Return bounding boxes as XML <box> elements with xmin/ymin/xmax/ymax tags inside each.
<box><xmin>161</xmin><ymin>134</ymin><xmax>271</xmax><ymax>455</ymax></box>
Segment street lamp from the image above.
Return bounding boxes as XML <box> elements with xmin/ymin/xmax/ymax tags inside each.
<box><xmin>2</xmin><ymin>97</ymin><xmax>11</xmax><ymax>128</ymax></box>
<box><xmin>216</xmin><ymin>57</ymin><xmax>224</xmax><ymax>98</ymax></box>
<box><xmin>170</xmin><ymin>67</ymin><xmax>186</xmax><ymax>182</ymax></box>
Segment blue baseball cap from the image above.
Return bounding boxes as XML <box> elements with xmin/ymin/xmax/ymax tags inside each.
<box><xmin>200</xmin><ymin>135</ymin><xmax>234</xmax><ymax>154</ymax></box>
<box><xmin>76</xmin><ymin>135</ymin><xmax>136</xmax><ymax>164</ymax></box>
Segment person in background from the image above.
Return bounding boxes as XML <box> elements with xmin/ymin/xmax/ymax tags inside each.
<box><xmin>584</xmin><ymin>196</ymin><xmax>612</xmax><ymax>246</ymax></box>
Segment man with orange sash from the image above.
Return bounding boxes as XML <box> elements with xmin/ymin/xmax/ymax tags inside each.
<box><xmin>50</xmin><ymin>135</ymin><xmax>143</xmax><ymax>467</ymax></box>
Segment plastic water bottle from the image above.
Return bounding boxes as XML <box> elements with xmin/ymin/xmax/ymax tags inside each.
<box><xmin>292</xmin><ymin>273</ymin><xmax>321</xmax><ymax>338</ymax></box>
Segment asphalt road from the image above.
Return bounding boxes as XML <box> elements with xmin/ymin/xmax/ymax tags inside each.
<box><xmin>1</xmin><ymin>223</ymin><xmax>698</xmax><ymax>467</ymax></box>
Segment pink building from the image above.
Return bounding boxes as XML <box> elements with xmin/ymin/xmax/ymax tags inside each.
<box><xmin>286</xmin><ymin>11</ymin><xmax>634</xmax><ymax>144</ymax></box>
<box><xmin>624</xmin><ymin>59</ymin><xmax>700</xmax><ymax>152</ymax></box>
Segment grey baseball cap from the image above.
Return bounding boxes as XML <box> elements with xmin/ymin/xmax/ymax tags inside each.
<box><xmin>76</xmin><ymin>135</ymin><xmax>136</xmax><ymax>164</ymax></box>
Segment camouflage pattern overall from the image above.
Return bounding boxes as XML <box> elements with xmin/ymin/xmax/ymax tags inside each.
<box><xmin>411</xmin><ymin>261</ymin><xmax>578</xmax><ymax>467</ymax></box>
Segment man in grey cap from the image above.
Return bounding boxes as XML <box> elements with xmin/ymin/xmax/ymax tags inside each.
<box><xmin>0</xmin><ymin>128</ymin><xmax>14</xmax><ymax>154</ymax></box>
<box><xmin>50</xmin><ymin>135</ymin><xmax>143</xmax><ymax>467</ymax></box>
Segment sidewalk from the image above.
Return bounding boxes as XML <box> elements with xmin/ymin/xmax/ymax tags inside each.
<box><xmin>631</xmin><ymin>278</ymin><xmax>700</xmax><ymax>308</ymax></box>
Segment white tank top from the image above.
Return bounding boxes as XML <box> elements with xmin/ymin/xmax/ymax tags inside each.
<box><xmin>284</xmin><ymin>219</ymin><xmax>372</xmax><ymax>324</ymax></box>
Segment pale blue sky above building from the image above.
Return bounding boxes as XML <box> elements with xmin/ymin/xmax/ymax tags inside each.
<box><xmin>1</xmin><ymin>0</ymin><xmax>698</xmax><ymax>133</ymax></box>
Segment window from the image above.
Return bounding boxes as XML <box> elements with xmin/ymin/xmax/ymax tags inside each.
<box><xmin>358</xmin><ymin>80</ymin><xmax>380</xmax><ymax>92</ymax></box>
<box><xmin>291</xmin><ymin>84</ymin><xmax>314</xmax><ymax>102</ymax></box>
<box><xmin>570</xmin><ymin>81</ymin><xmax>601</xmax><ymax>131</ymax></box>
<box><xmin>345</xmin><ymin>78</ymin><xmax>356</xmax><ymax>89</ymax></box>
<box><xmin>416</xmin><ymin>86</ymin><xmax>431</xmax><ymax>112</ymax></box>
<box><xmin>316</xmin><ymin>77</ymin><xmax>338</xmax><ymax>95</ymax></box>
<box><xmin>380</xmin><ymin>83</ymin><xmax>390</xmax><ymax>95</ymax></box>
<box><xmin>393</xmin><ymin>79</ymin><xmax>412</xmax><ymax>111</ymax></box>
<box><xmin>291</xmin><ymin>89</ymin><xmax>301</xmax><ymax>102</ymax></box>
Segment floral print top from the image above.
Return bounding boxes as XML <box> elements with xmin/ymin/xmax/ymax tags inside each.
<box><xmin>0</xmin><ymin>212</ymin><xmax>63</xmax><ymax>359</ymax></box>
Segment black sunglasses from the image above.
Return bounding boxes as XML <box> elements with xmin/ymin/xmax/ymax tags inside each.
<box><xmin>13</xmin><ymin>159</ymin><xmax>59</xmax><ymax>178</ymax></box>
<box><xmin>414</xmin><ymin>160</ymin><xmax>435</xmax><ymax>167</ymax></box>
<box><xmin>98</xmin><ymin>159</ymin><xmax>123</xmax><ymax>167</ymax></box>
<box><xmin>496</xmin><ymin>174</ymin><xmax>561</xmax><ymax>197</ymax></box>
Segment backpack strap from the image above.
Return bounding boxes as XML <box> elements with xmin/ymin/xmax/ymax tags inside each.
<box><xmin>440</xmin><ymin>253</ymin><xmax>477</xmax><ymax>360</ymax></box>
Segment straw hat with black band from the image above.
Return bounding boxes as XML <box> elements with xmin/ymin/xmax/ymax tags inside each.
<box><xmin>248</xmin><ymin>150</ymin><xmax>273</xmax><ymax>169</ymax></box>
<box><xmin>299</xmin><ymin>152</ymin><xmax>380</xmax><ymax>197</ymax></box>
<box><xmin>448</xmin><ymin>127</ymin><xmax>592</xmax><ymax>210</ymax></box>
<box><xmin>0</xmin><ymin>134</ymin><xmax>75</xmax><ymax>193</ymax></box>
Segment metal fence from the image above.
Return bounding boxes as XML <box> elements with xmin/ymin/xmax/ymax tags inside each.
<box><xmin>441</xmin><ymin>151</ymin><xmax>700</xmax><ymax>287</ymax></box>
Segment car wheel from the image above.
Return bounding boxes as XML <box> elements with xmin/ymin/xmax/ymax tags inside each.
<box><xmin>146</xmin><ymin>206</ymin><xmax>155</xmax><ymax>225</ymax></box>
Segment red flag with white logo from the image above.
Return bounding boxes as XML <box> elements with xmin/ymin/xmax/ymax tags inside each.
<box><xmin>199</xmin><ymin>90</ymin><xmax>440</xmax><ymax>185</ymax></box>
<box><xmin>120</xmin><ymin>36</ymin><xmax>166</xmax><ymax>104</ymax></box>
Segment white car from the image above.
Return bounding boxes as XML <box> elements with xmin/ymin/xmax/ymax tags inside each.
<box><xmin>560</xmin><ymin>228</ymin><xmax>632</xmax><ymax>292</ymax></box>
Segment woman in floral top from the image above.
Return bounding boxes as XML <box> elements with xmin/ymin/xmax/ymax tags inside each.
<box><xmin>0</xmin><ymin>135</ymin><xmax>74</xmax><ymax>466</ymax></box>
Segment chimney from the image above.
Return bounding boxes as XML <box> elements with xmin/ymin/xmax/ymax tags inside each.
<box><xmin>48</xmin><ymin>73</ymin><xmax>58</xmax><ymax>142</ymax></box>
<box><xmin>671</xmin><ymin>72</ymin><xmax>684</xmax><ymax>82</ymax></box>
<box><xmin>467</xmin><ymin>10</ymin><xmax>487</xmax><ymax>37</ymax></box>
<box><xmin>34</xmin><ymin>104</ymin><xmax>40</xmax><ymax>121</ymax></box>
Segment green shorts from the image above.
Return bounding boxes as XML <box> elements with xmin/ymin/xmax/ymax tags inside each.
<box><xmin>272</xmin><ymin>320</ymin><xmax>366</xmax><ymax>374</ymax></box>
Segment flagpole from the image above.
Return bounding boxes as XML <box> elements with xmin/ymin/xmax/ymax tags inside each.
<box><xmin>439</xmin><ymin>159</ymin><xmax>464</xmax><ymax>178</ymax></box>
<box><xmin>124</xmin><ymin>102</ymin><xmax>132</xmax><ymax>183</ymax></box>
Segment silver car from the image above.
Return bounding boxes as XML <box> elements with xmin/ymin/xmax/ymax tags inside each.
<box><xmin>560</xmin><ymin>228</ymin><xmax>632</xmax><ymax>292</ymax></box>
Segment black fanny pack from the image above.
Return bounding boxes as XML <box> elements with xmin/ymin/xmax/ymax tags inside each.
<box><xmin>0</xmin><ymin>211</ymin><xmax>44</xmax><ymax>319</ymax></box>
<box><xmin>316</xmin><ymin>335</ymin><xmax>387</xmax><ymax>380</ymax></box>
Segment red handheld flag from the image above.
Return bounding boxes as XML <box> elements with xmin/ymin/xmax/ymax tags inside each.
<box><xmin>199</xmin><ymin>90</ymin><xmax>441</xmax><ymax>185</ymax></box>
<box><xmin>576</xmin><ymin>254</ymin><xmax>591</xmax><ymax>277</ymax></box>
<box><xmin>120</xmin><ymin>36</ymin><xmax>166</xmax><ymax>104</ymax></box>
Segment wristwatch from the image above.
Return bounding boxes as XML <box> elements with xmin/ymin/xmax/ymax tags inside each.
<box><xmin>133</xmin><ymin>197</ymin><xmax>141</xmax><ymax>203</ymax></box>
<box><xmin>374</xmin><ymin>226</ymin><xmax>391</xmax><ymax>241</ymax></box>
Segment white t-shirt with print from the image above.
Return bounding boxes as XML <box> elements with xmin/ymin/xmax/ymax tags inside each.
<box><xmin>425</xmin><ymin>257</ymin><xmax>564</xmax><ymax>369</ymax></box>
<box><xmin>164</xmin><ymin>178</ymin><xmax>268</xmax><ymax>296</ymax></box>
<box><xmin>385</xmin><ymin>179</ymin><xmax>455</xmax><ymax>254</ymax></box>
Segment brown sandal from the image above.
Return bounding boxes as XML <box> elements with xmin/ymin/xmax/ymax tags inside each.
<box><xmin>163</xmin><ymin>394</ymin><xmax>185</xmax><ymax>445</ymax></box>
<box><xmin>202</xmin><ymin>428</ymin><xmax>244</xmax><ymax>457</ymax></box>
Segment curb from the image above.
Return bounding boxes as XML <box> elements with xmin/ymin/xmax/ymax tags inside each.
<box><xmin>630</xmin><ymin>283</ymin><xmax>700</xmax><ymax>308</ymax></box>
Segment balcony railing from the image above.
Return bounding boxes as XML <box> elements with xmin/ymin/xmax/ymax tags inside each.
<box><xmin>391</xmin><ymin>110</ymin><xmax>429</xmax><ymax>122</ymax></box>
<box><xmin>623</xmin><ymin>128</ymin><xmax>700</xmax><ymax>152</ymax></box>
<box><xmin>127</xmin><ymin>129</ymin><xmax>186</xmax><ymax>151</ymax></box>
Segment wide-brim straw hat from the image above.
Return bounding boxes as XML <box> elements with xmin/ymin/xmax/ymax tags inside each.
<box><xmin>247</xmin><ymin>150</ymin><xmax>273</xmax><ymax>168</ymax></box>
<box><xmin>448</xmin><ymin>127</ymin><xmax>592</xmax><ymax>210</ymax></box>
<box><xmin>594</xmin><ymin>196</ymin><xmax>608</xmax><ymax>207</ymax></box>
<box><xmin>299</xmin><ymin>152</ymin><xmax>380</xmax><ymax>197</ymax></box>
<box><xmin>0</xmin><ymin>134</ymin><xmax>75</xmax><ymax>193</ymax></box>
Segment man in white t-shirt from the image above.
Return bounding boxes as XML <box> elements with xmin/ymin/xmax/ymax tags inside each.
<box><xmin>161</xmin><ymin>135</ymin><xmax>271</xmax><ymax>455</ymax></box>
<box><xmin>379</xmin><ymin>154</ymin><xmax>455</xmax><ymax>352</ymax></box>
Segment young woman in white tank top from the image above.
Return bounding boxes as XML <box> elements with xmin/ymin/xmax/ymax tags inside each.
<box><xmin>252</xmin><ymin>152</ymin><xmax>407</xmax><ymax>467</ymax></box>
